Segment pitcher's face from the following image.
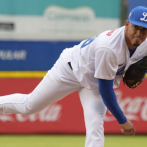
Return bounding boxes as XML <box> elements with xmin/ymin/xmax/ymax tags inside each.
<box><xmin>125</xmin><ymin>20</ymin><xmax>147</xmax><ymax>49</ymax></box>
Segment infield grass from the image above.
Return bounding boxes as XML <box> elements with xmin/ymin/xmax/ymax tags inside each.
<box><xmin>0</xmin><ymin>134</ymin><xmax>146</xmax><ymax>147</ymax></box>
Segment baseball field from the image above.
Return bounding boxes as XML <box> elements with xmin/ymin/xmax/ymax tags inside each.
<box><xmin>0</xmin><ymin>135</ymin><xmax>146</xmax><ymax>147</ymax></box>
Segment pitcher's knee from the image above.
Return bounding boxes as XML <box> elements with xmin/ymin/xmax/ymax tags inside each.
<box><xmin>85</xmin><ymin>112</ymin><xmax>105</xmax><ymax>136</ymax></box>
<box><xmin>85</xmin><ymin>112</ymin><xmax>104</xmax><ymax>126</ymax></box>
<box><xmin>24</xmin><ymin>103</ymin><xmax>41</xmax><ymax>115</ymax></box>
<box><xmin>24</xmin><ymin>108</ymin><xmax>37</xmax><ymax>115</ymax></box>
<box><xmin>22</xmin><ymin>102</ymin><xmax>39</xmax><ymax>115</ymax></box>
<box><xmin>86</xmin><ymin>119</ymin><xmax>104</xmax><ymax>134</ymax></box>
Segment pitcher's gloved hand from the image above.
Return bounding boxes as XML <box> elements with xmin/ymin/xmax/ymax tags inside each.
<box><xmin>123</xmin><ymin>56</ymin><xmax>147</xmax><ymax>88</ymax></box>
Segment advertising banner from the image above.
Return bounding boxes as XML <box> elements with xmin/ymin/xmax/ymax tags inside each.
<box><xmin>0</xmin><ymin>79</ymin><xmax>147</xmax><ymax>134</ymax></box>
<box><xmin>0</xmin><ymin>0</ymin><xmax>121</xmax><ymax>74</ymax></box>
<box><xmin>0</xmin><ymin>40</ymin><xmax>80</xmax><ymax>71</ymax></box>
<box><xmin>0</xmin><ymin>0</ymin><xmax>120</xmax><ymax>41</ymax></box>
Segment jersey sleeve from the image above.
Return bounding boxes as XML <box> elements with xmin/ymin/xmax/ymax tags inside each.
<box><xmin>98</xmin><ymin>79</ymin><xmax>127</xmax><ymax>124</ymax></box>
<box><xmin>94</xmin><ymin>48</ymin><xmax>118</xmax><ymax>80</ymax></box>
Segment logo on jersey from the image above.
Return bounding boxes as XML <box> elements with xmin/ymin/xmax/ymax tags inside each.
<box><xmin>140</xmin><ymin>12</ymin><xmax>147</xmax><ymax>22</ymax></box>
<box><xmin>106</xmin><ymin>29</ymin><xmax>116</xmax><ymax>36</ymax></box>
<box><xmin>116</xmin><ymin>64</ymin><xmax>125</xmax><ymax>76</ymax></box>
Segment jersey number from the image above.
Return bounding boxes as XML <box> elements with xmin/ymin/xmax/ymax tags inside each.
<box><xmin>81</xmin><ymin>36</ymin><xmax>97</xmax><ymax>48</ymax></box>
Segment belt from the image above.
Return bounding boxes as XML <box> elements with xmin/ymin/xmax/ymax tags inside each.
<box><xmin>68</xmin><ymin>62</ymin><xmax>73</xmax><ymax>70</ymax></box>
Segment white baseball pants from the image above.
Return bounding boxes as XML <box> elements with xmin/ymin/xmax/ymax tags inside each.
<box><xmin>0</xmin><ymin>51</ymin><xmax>107</xmax><ymax>147</ymax></box>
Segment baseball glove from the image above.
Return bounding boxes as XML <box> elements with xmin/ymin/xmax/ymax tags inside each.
<box><xmin>123</xmin><ymin>56</ymin><xmax>147</xmax><ymax>89</ymax></box>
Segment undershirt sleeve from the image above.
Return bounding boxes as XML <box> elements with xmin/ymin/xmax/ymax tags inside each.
<box><xmin>98</xmin><ymin>78</ymin><xmax>127</xmax><ymax>124</ymax></box>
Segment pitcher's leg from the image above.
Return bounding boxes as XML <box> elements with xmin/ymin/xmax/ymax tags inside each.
<box><xmin>0</xmin><ymin>72</ymin><xmax>80</xmax><ymax>114</ymax></box>
<box><xmin>79</xmin><ymin>88</ymin><xmax>107</xmax><ymax>147</ymax></box>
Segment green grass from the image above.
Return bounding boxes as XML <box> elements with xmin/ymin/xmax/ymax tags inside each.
<box><xmin>105</xmin><ymin>135</ymin><xmax>147</xmax><ymax>147</ymax></box>
<box><xmin>0</xmin><ymin>135</ymin><xmax>146</xmax><ymax>147</ymax></box>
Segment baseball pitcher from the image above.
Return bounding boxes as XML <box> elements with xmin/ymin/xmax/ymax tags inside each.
<box><xmin>1</xmin><ymin>6</ymin><xmax>147</xmax><ymax>147</ymax></box>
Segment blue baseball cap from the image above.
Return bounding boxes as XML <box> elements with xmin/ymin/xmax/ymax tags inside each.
<box><xmin>128</xmin><ymin>6</ymin><xmax>147</xmax><ymax>28</ymax></box>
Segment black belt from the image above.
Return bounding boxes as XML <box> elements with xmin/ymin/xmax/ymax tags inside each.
<box><xmin>68</xmin><ymin>62</ymin><xmax>73</xmax><ymax>70</ymax></box>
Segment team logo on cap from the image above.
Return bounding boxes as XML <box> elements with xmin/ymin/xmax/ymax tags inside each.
<box><xmin>140</xmin><ymin>12</ymin><xmax>147</xmax><ymax>22</ymax></box>
<box><xmin>128</xmin><ymin>12</ymin><xmax>131</xmax><ymax>19</ymax></box>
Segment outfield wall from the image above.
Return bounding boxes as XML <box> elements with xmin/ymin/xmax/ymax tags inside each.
<box><xmin>0</xmin><ymin>79</ymin><xmax>147</xmax><ymax>134</ymax></box>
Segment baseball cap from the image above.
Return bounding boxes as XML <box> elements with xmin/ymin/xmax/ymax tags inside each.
<box><xmin>128</xmin><ymin>6</ymin><xmax>147</xmax><ymax>28</ymax></box>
